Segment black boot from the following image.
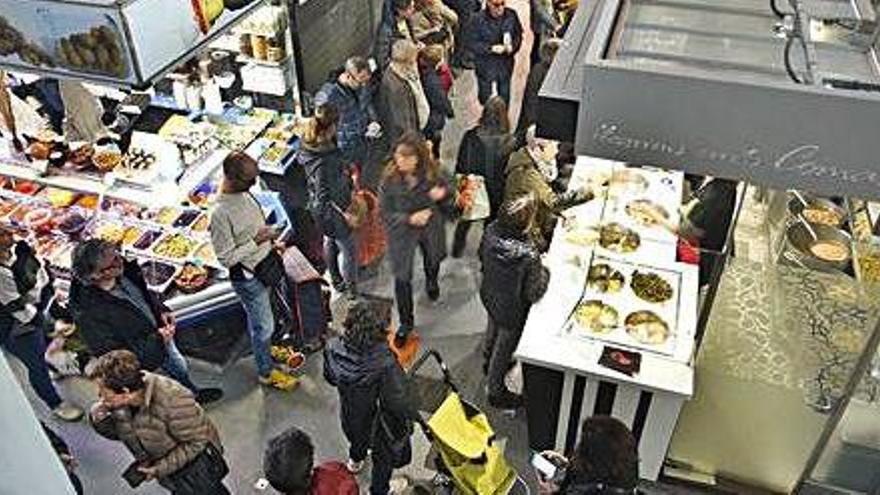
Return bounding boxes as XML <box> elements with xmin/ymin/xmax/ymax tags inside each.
<box><xmin>451</xmin><ymin>222</ymin><xmax>471</xmax><ymax>258</ymax></box>
<box><xmin>394</xmin><ymin>279</ymin><xmax>414</xmax><ymax>340</ymax></box>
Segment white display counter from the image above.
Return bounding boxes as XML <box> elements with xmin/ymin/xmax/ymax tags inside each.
<box><xmin>515</xmin><ymin>156</ymin><xmax>699</xmax><ymax>481</ymax></box>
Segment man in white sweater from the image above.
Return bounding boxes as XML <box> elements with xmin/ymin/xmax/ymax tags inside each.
<box><xmin>209</xmin><ymin>152</ymin><xmax>298</xmax><ymax>391</ymax></box>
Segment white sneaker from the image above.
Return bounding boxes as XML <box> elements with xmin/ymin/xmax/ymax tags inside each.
<box><xmin>346</xmin><ymin>459</ymin><xmax>364</xmax><ymax>474</ymax></box>
<box><xmin>389</xmin><ymin>477</ymin><xmax>410</xmax><ymax>494</ymax></box>
<box><xmin>52</xmin><ymin>402</ymin><xmax>84</xmax><ymax>422</ymax></box>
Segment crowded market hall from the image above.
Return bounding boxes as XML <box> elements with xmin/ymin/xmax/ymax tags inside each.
<box><xmin>1</xmin><ymin>0</ymin><xmax>880</xmax><ymax>493</ymax></box>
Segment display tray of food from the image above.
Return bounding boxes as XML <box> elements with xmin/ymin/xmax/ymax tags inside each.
<box><xmin>34</xmin><ymin>236</ymin><xmax>69</xmax><ymax>261</ymax></box>
<box><xmin>56</xmin><ymin>209</ymin><xmax>92</xmax><ymax>236</ymax></box>
<box><xmin>130</xmin><ymin>228</ymin><xmax>164</xmax><ymax>251</ymax></box>
<box><xmin>144</xmin><ymin>206</ymin><xmax>182</xmax><ymax>226</ymax></box>
<box><xmin>564</xmin><ymin>255</ymin><xmax>683</xmax><ymax>357</ymax></box>
<box><xmin>172</xmin><ymin>209</ymin><xmax>202</xmax><ymax>229</ymax></box>
<box><xmin>3</xmin><ymin>179</ymin><xmax>42</xmax><ymax>197</ymax></box>
<box><xmin>90</xmin><ymin>219</ymin><xmax>130</xmax><ymax>245</ymax></box>
<box><xmin>190</xmin><ymin>214</ymin><xmax>210</xmax><ymax>232</ymax></box>
<box><xmin>150</xmin><ymin>232</ymin><xmax>197</xmax><ymax>260</ymax></box>
<box><xmin>38</xmin><ymin>187</ymin><xmax>80</xmax><ymax>208</ymax></box>
<box><xmin>140</xmin><ymin>259</ymin><xmax>182</xmax><ymax>294</ymax></box>
<box><xmin>175</xmin><ymin>263</ymin><xmax>211</xmax><ymax>294</ymax></box>
<box><xmin>193</xmin><ymin>242</ymin><xmax>220</xmax><ymax>268</ymax></box>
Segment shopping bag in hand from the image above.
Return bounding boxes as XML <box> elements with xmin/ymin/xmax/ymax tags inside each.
<box><xmin>455</xmin><ymin>174</ymin><xmax>490</xmax><ymax>221</ymax></box>
<box><xmin>355</xmin><ymin>189</ymin><xmax>387</xmax><ymax>267</ymax></box>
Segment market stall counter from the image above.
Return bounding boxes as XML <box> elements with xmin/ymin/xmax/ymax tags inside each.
<box><xmin>0</xmin><ymin>104</ymin><xmax>292</xmax><ymax>367</ymax></box>
<box><xmin>515</xmin><ymin>156</ymin><xmax>699</xmax><ymax>481</ymax></box>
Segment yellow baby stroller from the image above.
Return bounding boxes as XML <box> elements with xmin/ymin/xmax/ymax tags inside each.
<box><xmin>409</xmin><ymin>350</ymin><xmax>530</xmax><ymax>495</ymax></box>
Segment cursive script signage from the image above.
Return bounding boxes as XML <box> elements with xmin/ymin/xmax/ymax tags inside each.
<box><xmin>579</xmin><ymin>65</ymin><xmax>880</xmax><ymax>201</ymax></box>
<box><xmin>592</xmin><ymin>123</ymin><xmax>880</xmax><ymax>190</ymax></box>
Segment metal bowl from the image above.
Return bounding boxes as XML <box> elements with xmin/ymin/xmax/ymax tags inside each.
<box><xmin>784</xmin><ymin>221</ymin><xmax>852</xmax><ymax>272</ymax></box>
<box><xmin>787</xmin><ymin>195</ymin><xmax>846</xmax><ymax>227</ymax></box>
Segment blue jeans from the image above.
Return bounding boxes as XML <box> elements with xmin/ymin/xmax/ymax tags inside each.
<box><xmin>3</xmin><ymin>325</ymin><xmax>63</xmax><ymax>409</ymax></box>
<box><xmin>231</xmin><ymin>277</ymin><xmax>275</xmax><ymax>377</ymax></box>
<box><xmin>162</xmin><ymin>340</ymin><xmax>198</xmax><ymax>393</ymax></box>
<box><xmin>325</xmin><ymin>230</ymin><xmax>358</xmax><ymax>289</ymax></box>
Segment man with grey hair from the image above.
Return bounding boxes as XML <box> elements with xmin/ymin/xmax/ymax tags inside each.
<box><xmin>315</xmin><ymin>56</ymin><xmax>382</xmax><ymax>164</ymax></box>
<box><xmin>68</xmin><ymin>239</ymin><xmax>222</xmax><ymax>404</ymax></box>
<box><xmin>378</xmin><ymin>39</ymin><xmax>430</xmax><ymax>145</ymax></box>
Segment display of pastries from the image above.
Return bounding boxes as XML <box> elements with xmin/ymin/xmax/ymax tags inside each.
<box><xmin>56</xmin><ymin>25</ymin><xmax>127</xmax><ymax>77</ymax></box>
<box><xmin>0</xmin><ymin>15</ymin><xmax>54</xmax><ymax>67</ymax></box>
<box><xmin>122</xmin><ymin>148</ymin><xmax>157</xmax><ymax>170</ymax></box>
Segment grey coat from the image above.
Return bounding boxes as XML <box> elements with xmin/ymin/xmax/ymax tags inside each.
<box><xmin>377</xmin><ymin>69</ymin><xmax>419</xmax><ymax>146</ymax></box>
<box><xmin>380</xmin><ymin>171</ymin><xmax>449</xmax><ymax>281</ymax></box>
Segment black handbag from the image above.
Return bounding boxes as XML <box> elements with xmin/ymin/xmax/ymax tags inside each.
<box><xmin>373</xmin><ymin>409</ymin><xmax>413</xmax><ymax>468</ymax></box>
<box><xmin>253</xmin><ymin>249</ymin><xmax>286</xmax><ymax>288</ymax></box>
<box><xmin>163</xmin><ymin>443</ymin><xmax>229</xmax><ymax>495</ymax></box>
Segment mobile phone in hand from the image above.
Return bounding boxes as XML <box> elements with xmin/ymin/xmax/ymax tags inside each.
<box><xmin>531</xmin><ymin>451</ymin><xmax>565</xmax><ymax>483</ymax></box>
<box><xmin>122</xmin><ymin>461</ymin><xmax>147</xmax><ymax>488</ymax></box>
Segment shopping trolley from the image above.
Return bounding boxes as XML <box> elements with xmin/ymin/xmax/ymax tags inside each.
<box><xmin>408</xmin><ymin>349</ymin><xmax>530</xmax><ymax>495</ymax></box>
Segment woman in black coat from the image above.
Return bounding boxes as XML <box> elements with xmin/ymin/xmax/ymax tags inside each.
<box><xmin>452</xmin><ymin>96</ymin><xmax>516</xmax><ymax>257</ymax></box>
<box><xmin>300</xmin><ymin>103</ymin><xmax>358</xmax><ymax>296</ymax></box>
<box><xmin>323</xmin><ymin>297</ymin><xmax>414</xmax><ymax>495</ymax></box>
<box><xmin>418</xmin><ymin>45</ymin><xmax>454</xmax><ymax>159</ymax></box>
<box><xmin>380</xmin><ymin>132</ymin><xmax>450</xmax><ymax>342</ymax></box>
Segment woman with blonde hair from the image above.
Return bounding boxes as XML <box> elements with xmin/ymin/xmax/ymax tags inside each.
<box><xmin>380</xmin><ymin>132</ymin><xmax>450</xmax><ymax>343</ymax></box>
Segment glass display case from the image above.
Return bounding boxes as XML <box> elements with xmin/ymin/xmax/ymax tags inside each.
<box><xmin>0</xmin><ymin>0</ymin><xmax>268</xmax><ymax>87</ymax></box>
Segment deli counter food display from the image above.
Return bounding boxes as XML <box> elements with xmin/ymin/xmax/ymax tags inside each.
<box><xmin>0</xmin><ymin>104</ymin><xmax>298</xmax><ymax>342</ymax></box>
<box><xmin>516</xmin><ymin>156</ymin><xmax>702</xmax><ymax>481</ymax></box>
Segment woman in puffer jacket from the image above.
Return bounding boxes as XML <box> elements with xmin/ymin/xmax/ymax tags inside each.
<box><xmin>89</xmin><ymin>350</ymin><xmax>228</xmax><ymax>494</ymax></box>
<box><xmin>323</xmin><ymin>297</ymin><xmax>415</xmax><ymax>495</ymax></box>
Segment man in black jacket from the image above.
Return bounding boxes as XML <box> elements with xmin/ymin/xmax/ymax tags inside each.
<box><xmin>69</xmin><ymin>239</ymin><xmax>221</xmax><ymax>404</ymax></box>
<box><xmin>323</xmin><ymin>297</ymin><xmax>414</xmax><ymax>495</ymax></box>
<box><xmin>470</xmin><ymin>0</ymin><xmax>523</xmax><ymax>105</ymax></box>
<box><xmin>479</xmin><ymin>194</ymin><xmax>549</xmax><ymax>410</ymax></box>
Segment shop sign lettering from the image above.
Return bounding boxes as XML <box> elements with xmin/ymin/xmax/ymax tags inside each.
<box><xmin>592</xmin><ymin>122</ymin><xmax>880</xmax><ymax>190</ymax></box>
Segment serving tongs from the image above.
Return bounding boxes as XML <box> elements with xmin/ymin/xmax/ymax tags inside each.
<box><xmin>789</xmin><ymin>190</ymin><xmax>819</xmax><ymax>241</ymax></box>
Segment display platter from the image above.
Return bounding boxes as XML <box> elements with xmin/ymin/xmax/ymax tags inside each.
<box><xmin>550</xmin><ymin>157</ymin><xmax>699</xmax><ymax>364</ymax></box>
<box><xmin>565</xmin><ymin>254</ymin><xmax>684</xmax><ymax>358</ymax></box>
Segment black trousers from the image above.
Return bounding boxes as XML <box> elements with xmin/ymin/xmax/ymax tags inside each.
<box><xmin>483</xmin><ymin>317</ymin><xmax>525</xmax><ymax>397</ymax></box>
